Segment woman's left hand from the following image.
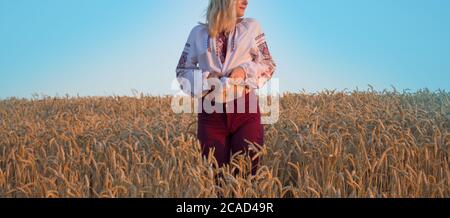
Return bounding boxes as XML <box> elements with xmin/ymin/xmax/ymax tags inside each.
<box><xmin>229</xmin><ymin>67</ymin><xmax>246</xmax><ymax>81</ymax></box>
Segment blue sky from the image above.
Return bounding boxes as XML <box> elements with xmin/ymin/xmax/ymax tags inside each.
<box><xmin>1</xmin><ymin>0</ymin><xmax>449</xmax><ymax>99</ymax></box>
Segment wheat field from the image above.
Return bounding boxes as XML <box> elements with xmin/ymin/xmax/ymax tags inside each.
<box><xmin>0</xmin><ymin>88</ymin><xmax>448</xmax><ymax>198</ymax></box>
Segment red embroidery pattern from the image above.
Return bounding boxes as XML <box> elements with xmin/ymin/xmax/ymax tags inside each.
<box><xmin>263</xmin><ymin>65</ymin><xmax>275</xmax><ymax>78</ymax></box>
<box><xmin>216</xmin><ymin>32</ymin><xmax>229</xmax><ymax>64</ymax></box>
<box><xmin>177</xmin><ymin>51</ymin><xmax>188</xmax><ymax>69</ymax></box>
<box><xmin>255</xmin><ymin>33</ymin><xmax>265</xmax><ymax>41</ymax></box>
<box><xmin>255</xmin><ymin>35</ymin><xmax>276</xmax><ymax>81</ymax></box>
<box><xmin>258</xmin><ymin>41</ymin><xmax>272</xmax><ymax>61</ymax></box>
<box><xmin>177</xmin><ymin>41</ymin><xmax>193</xmax><ymax>70</ymax></box>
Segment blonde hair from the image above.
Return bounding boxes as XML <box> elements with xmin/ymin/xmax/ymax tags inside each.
<box><xmin>206</xmin><ymin>0</ymin><xmax>237</xmax><ymax>38</ymax></box>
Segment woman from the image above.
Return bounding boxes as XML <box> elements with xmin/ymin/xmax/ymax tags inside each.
<box><xmin>176</xmin><ymin>0</ymin><xmax>276</xmax><ymax>176</ymax></box>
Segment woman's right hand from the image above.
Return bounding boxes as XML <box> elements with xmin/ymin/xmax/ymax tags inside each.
<box><xmin>207</xmin><ymin>71</ymin><xmax>221</xmax><ymax>79</ymax></box>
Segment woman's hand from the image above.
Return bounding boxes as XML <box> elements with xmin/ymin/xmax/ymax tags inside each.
<box><xmin>207</xmin><ymin>71</ymin><xmax>221</xmax><ymax>79</ymax></box>
<box><xmin>225</xmin><ymin>67</ymin><xmax>248</xmax><ymax>100</ymax></box>
<box><xmin>229</xmin><ymin>67</ymin><xmax>246</xmax><ymax>81</ymax></box>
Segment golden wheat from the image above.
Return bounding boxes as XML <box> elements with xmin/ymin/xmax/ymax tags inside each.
<box><xmin>0</xmin><ymin>88</ymin><xmax>448</xmax><ymax>197</ymax></box>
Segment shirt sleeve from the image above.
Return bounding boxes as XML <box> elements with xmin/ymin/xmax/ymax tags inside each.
<box><xmin>238</xmin><ymin>20</ymin><xmax>277</xmax><ymax>89</ymax></box>
<box><xmin>175</xmin><ymin>27</ymin><xmax>211</xmax><ymax>98</ymax></box>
